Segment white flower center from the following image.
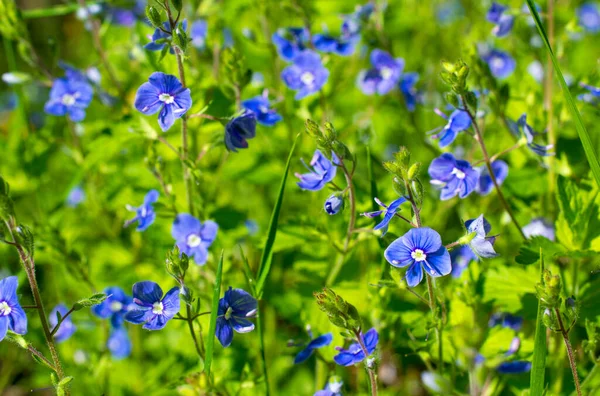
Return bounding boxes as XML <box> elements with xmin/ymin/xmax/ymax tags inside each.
<box><xmin>300</xmin><ymin>72</ymin><xmax>315</xmax><ymax>85</ymax></box>
<box><xmin>152</xmin><ymin>301</ymin><xmax>164</xmax><ymax>314</ymax></box>
<box><xmin>159</xmin><ymin>93</ymin><xmax>175</xmax><ymax>104</ymax></box>
<box><xmin>140</xmin><ymin>206</ymin><xmax>147</xmax><ymax>217</ymax></box>
<box><xmin>0</xmin><ymin>301</ymin><xmax>11</xmax><ymax>316</ymax></box>
<box><xmin>225</xmin><ymin>306</ymin><xmax>233</xmax><ymax>320</ymax></box>
<box><xmin>451</xmin><ymin>167</ymin><xmax>466</xmax><ymax>179</ymax></box>
<box><xmin>61</xmin><ymin>94</ymin><xmax>77</xmax><ymax>106</ymax></box>
<box><xmin>259</xmin><ymin>105</ymin><xmax>269</xmax><ymax>114</ymax></box>
<box><xmin>490</xmin><ymin>57</ymin><xmax>505</xmax><ymax>70</ymax></box>
<box><xmin>411</xmin><ymin>249</ymin><xmax>427</xmax><ymax>262</ymax></box>
<box><xmin>187</xmin><ymin>234</ymin><xmax>202</xmax><ymax>247</ymax></box>
<box><xmin>380</xmin><ymin>67</ymin><xmax>393</xmax><ymax>80</ymax></box>
<box><xmin>110</xmin><ymin>301</ymin><xmax>123</xmax><ymax>312</ymax></box>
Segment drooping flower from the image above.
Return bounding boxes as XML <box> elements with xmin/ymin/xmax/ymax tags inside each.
<box><xmin>44</xmin><ymin>77</ymin><xmax>94</xmax><ymax>122</ymax></box>
<box><xmin>465</xmin><ymin>215</ymin><xmax>498</xmax><ymax>258</ymax></box>
<box><xmin>450</xmin><ymin>245</ymin><xmax>477</xmax><ymax>278</ymax></box>
<box><xmin>171</xmin><ymin>214</ymin><xmax>218</xmax><ymax>265</ymax></box>
<box><xmin>124</xmin><ymin>190</ymin><xmax>159</xmax><ymax>231</ymax></box>
<box><xmin>428</xmin><ymin>153</ymin><xmax>479</xmax><ymax>200</ymax></box>
<box><xmin>124</xmin><ymin>281</ymin><xmax>180</xmax><ymax>330</ymax></box>
<box><xmin>358</xmin><ymin>49</ymin><xmax>404</xmax><ymax>95</ymax></box>
<box><xmin>294</xmin><ymin>332</ymin><xmax>333</xmax><ymax>364</ymax></box>
<box><xmin>224</xmin><ymin>112</ymin><xmax>257</xmax><ymax>152</ymax></box>
<box><xmin>523</xmin><ymin>218</ymin><xmax>555</xmax><ymax>241</ymax></box>
<box><xmin>134</xmin><ymin>72</ymin><xmax>192</xmax><ymax>132</ymax></box>
<box><xmin>191</xmin><ymin>19</ymin><xmax>208</xmax><ymax>49</ymax></box>
<box><xmin>324</xmin><ymin>194</ymin><xmax>344</xmax><ymax>215</ymax></box>
<box><xmin>107</xmin><ymin>326</ymin><xmax>132</xmax><ymax>360</ymax></box>
<box><xmin>431</xmin><ymin>109</ymin><xmax>472</xmax><ymax>148</ymax></box>
<box><xmin>399</xmin><ymin>72</ymin><xmax>423</xmax><ymax>112</ymax></box>
<box><xmin>481</xmin><ymin>49</ymin><xmax>516</xmax><ymax>79</ymax></box>
<box><xmin>92</xmin><ymin>286</ymin><xmax>133</xmax><ymax>328</ymax></box>
<box><xmin>314</xmin><ymin>377</ymin><xmax>344</xmax><ymax>396</ymax></box>
<box><xmin>49</xmin><ymin>304</ymin><xmax>76</xmax><ymax>343</ymax></box>
<box><xmin>384</xmin><ymin>228</ymin><xmax>451</xmax><ymax>287</ymax></box>
<box><xmin>66</xmin><ymin>186</ymin><xmax>86</xmax><ymax>207</ymax></box>
<box><xmin>242</xmin><ymin>94</ymin><xmax>282</xmax><ymax>126</ymax></box>
<box><xmin>497</xmin><ymin>361</ymin><xmax>531</xmax><ymax>374</ymax></box>
<box><xmin>144</xmin><ymin>21</ymin><xmax>187</xmax><ymax>53</ymax></box>
<box><xmin>578</xmin><ymin>83</ymin><xmax>600</xmax><ymax>105</ymax></box>
<box><xmin>281</xmin><ymin>50</ymin><xmax>330</xmax><ymax>100</ymax></box>
<box><xmin>361</xmin><ymin>197</ymin><xmax>408</xmax><ymax>236</ymax></box>
<box><xmin>486</xmin><ymin>2</ymin><xmax>514</xmax><ymax>37</ymax></box>
<box><xmin>0</xmin><ymin>276</ymin><xmax>27</xmax><ymax>342</ymax></box>
<box><xmin>215</xmin><ymin>287</ymin><xmax>257</xmax><ymax>347</ymax></box>
<box><xmin>296</xmin><ymin>150</ymin><xmax>339</xmax><ymax>191</ymax></box>
<box><xmin>578</xmin><ymin>3</ymin><xmax>600</xmax><ymax>33</ymax></box>
<box><xmin>476</xmin><ymin>160</ymin><xmax>508</xmax><ymax>196</ymax></box>
<box><xmin>272</xmin><ymin>27</ymin><xmax>309</xmax><ymax>61</ymax></box>
<box><xmin>489</xmin><ymin>313</ymin><xmax>523</xmax><ymax>331</ymax></box>
<box><xmin>509</xmin><ymin>114</ymin><xmax>553</xmax><ymax>156</ymax></box>
<box><xmin>334</xmin><ymin>328</ymin><xmax>379</xmax><ymax>366</ymax></box>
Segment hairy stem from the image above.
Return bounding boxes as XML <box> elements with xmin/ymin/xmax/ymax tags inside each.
<box><xmin>555</xmin><ymin>308</ymin><xmax>582</xmax><ymax>396</ymax></box>
<box><xmin>353</xmin><ymin>329</ymin><xmax>378</xmax><ymax>396</ymax></box>
<box><xmin>50</xmin><ymin>306</ymin><xmax>76</xmax><ymax>337</ymax></box>
<box><xmin>185</xmin><ymin>304</ymin><xmax>204</xmax><ymax>358</ymax></box>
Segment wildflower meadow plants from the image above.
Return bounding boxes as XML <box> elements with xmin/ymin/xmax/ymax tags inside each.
<box><xmin>3</xmin><ymin>0</ymin><xmax>600</xmax><ymax>395</ymax></box>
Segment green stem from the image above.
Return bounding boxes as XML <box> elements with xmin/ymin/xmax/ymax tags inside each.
<box><xmin>50</xmin><ymin>306</ymin><xmax>76</xmax><ymax>337</ymax></box>
<box><xmin>256</xmin><ymin>306</ymin><xmax>270</xmax><ymax>396</ymax></box>
<box><xmin>555</xmin><ymin>308</ymin><xmax>582</xmax><ymax>396</ymax></box>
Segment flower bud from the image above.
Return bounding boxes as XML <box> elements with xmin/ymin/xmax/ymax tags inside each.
<box><xmin>324</xmin><ymin>194</ymin><xmax>344</xmax><ymax>215</ymax></box>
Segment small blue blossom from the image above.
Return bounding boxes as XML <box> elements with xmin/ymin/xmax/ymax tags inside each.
<box><xmin>191</xmin><ymin>20</ymin><xmax>208</xmax><ymax>49</ymax></box>
<box><xmin>272</xmin><ymin>27</ymin><xmax>309</xmax><ymax>61</ymax></box>
<box><xmin>399</xmin><ymin>72</ymin><xmax>423</xmax><ymax>111</ymax></box>
<box><xmin>314</xmin><ymin>378</ymin><xmax>343</xmax><ymax>396</ymax></box>
<box><xmin>296</xmin><ymin>150</ymin><xmax>339</xmax><ymax>191</ymax></box>
<box><xmin>578</xmin><ymin>83</ymin><xmax>600</xmax><ymax>105</ymax></box>
<box><xmin>489</xmin><ymin>313</ymin><xmax>523</xmax><ymax>331</ymax></box>
<box><xmin>222</xmin><ymin>28</ymin><xmax>234</xmax><ymax>48</ymax></box>
<box><xmin>465</xmin><ymin>215</ymin><xmax>498</xmax><ymax>258</ymax></box>
<box><xmin>225</xmin><ymin>112</ymin><xmax>257</xmax><ymax>152</ymax></box>
<box><xmin>334</xmin><ymin>328</ymin><xmax>378</xmax><ymax>366</ymax></box>
<box><xmin>450</xmin><ymin>245</ymin><xmax>477</xmax><ymax>278</ymax></box>
<box><xmin>477</xmin><ymin>160</ymin><xmax>508</xmax><ymax>196</ymax></box>
<box><xmin>282</xmin><ymin>50</ymin><xmax>330</xmax><ymax>100</ymax></box>
<box><xmin>481</xmin><ymin>49</ymin><xmax>516</xmax><ymax>79</ymax></box>
<box><xmin>44</xmin><ymin>77</ymin><xmax>93</xmax><ymax>122</ymax></box>
<box><xmin>0</xmin><ymin>276</ymin><xmax>27</xmax><ymax>342</ymax></box>
<box><xmin>134</xmin><ymin>72</ymin><xmax>192</xmax><ymax>132</ymax></box>
<box><xmin>107</xmin><ymin>326</ymin><xmax>132</xmax><ymax>360</ymax></box>
<box><xmin>527</xmin><ymin>61</ymin><xmax>544</xmax><ymax>83</ymax></box>
<box><xmin>358</xmin><ymin>49</ymin><xmax>404</xmax><ymax>95</ymax></box>
<box><xmin>49</xmin><ymin>304</ymin><xmax>76</xmax><ymax>343</ymax></box>
<box><xmin>385</xmin><ymin>228</ymin><xmax>451</xmax><ymax>287</ymax></box>
<box><xmin>124</xmin><ymin>281</ymin><xmax>180</xmax><ymax>330</ymax></box>
<box><xmin>313</xmin><ymin>20</ymin><xmax>360</xmax><ymax>57</ymax></box>
<box><xmin>0</xmin><ymin>91</ymin><xmax>17</xmax><ymax>113</ymax></box>
<box><xmin>92</xmin><ymin>286</ymin><xmax>133</xmax><ymax>328</ymax></box>
<box><xmin>215</xmin><ymin>287</ymin><xmax>257</xmax><ymax>347</ymax></box>
<box><xmin>428</xmin><ymin>153</ymin><xmax>479</xmax><ymax>200</ymax></box>
<box><xmin>523</xmin><ymin>218</ymin><xmax>555</xmax><ymax>241</ymax></box>
<box><xmin>578</xmin><ymin>3</ymin><xmax>600</xmax><ymax>33</ymax></box>
<box><xmin>324</xmin><ymin>194</ymin><xmax>344</xmax><ymax>215</ymax></box>
<box><xmin>245</xmin><ymin>220</ymin><xmax>259</xmax><ymax>235</ymax></box>
<box><xmin>59</xmin><ymin>61</ymin><xmax>116</xmax><ymax>107</ymax></box>
<box><xmin>66</xmin><ymin>186</ymin><xmax>86</xmax><ymax>207</ymax></box>
<box><xmin>171</xmin><ymin>214</ymin><xmax>218</xmax><ymax>265</ymax></box>
<box><xmin>510</xmin><ymin>114</ymin><xmax>554</xmax><ymax>156</ymax></box>
<box><xmin>294</xmin><ymin>332</ymin><xmax>333</xmax><ymax>364</ymax></box>
<box><xmin>486</xmin><ymin>2</ymin><xmax>514</xmax><ymax>37</ymax></box>
<box><xmin>145</xmin><ymin>21</ymin><xmax>187</xmax><ymax>53</ymax></box>
<box><xmin>124</xmin><ymin>190</ymin><xmax>159</xmax><ymax>231</ymax></box>
<box><xmin>431</xmin><ymin>109</ymin><xmax>472</xmax><ymax>147</ymax></box>
<box><xmin>497</xmin><ymin>361</ymin><xmax>532</xmax><ymax>374</ymax></box>
<box><xmin>242</xmin><ymin>94</ymin><xmax>282</xmax><ymax>126</ymax></box>
<box><xmin>361</xmin><ymin>197</ymin><xmax>408</xmax><ymax>236</ymax></box>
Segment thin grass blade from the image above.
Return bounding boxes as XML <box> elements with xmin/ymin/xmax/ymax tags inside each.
<box><xmin>204</xmin><ymin>251</ymin><xmax>224</xmax><ymax>376</ymax></box>
<box><xmin>530</xmin><ymin>248</ymin><xmax>547</xmax><ymax>395</ymax></box>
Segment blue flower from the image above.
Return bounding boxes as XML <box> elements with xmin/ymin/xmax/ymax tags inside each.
<box><xmin>59</xmin><ymin>61</ymin><xmax>116</xmax><ymax>107</ymax></box>
<box><xmin>334</xmin><ymin>328</ymin><xmax>378</xmax><ymax>366</ymax></box>
<box><xmin>215</xmin><ymin>287</ymin><xmax>257</xmax><ymax>347</ymax></box>
<box><xmin>465</xmin><ymin>215</ymin><xmax>498</xmax><ymax>258</ymax></box>
<box><xmin>497</xmin><ymin>361</ymin><xmax>531</xmax><ymax>374</ymax></box>
<box><xmin>578</xmin><ymin>3</ymin><xmax>600</xmax><ymax>33</ymax></box>
<box><xmin>510</xmin><ymin>114</ymin><xmax>553</xmax><ymax>156</ymax></box>
<box><xmin>44</xmin><ymin>77</ymin><xmax>93</xmax><ymax>122</ymax></box>
<box><xmin>489</xmin><ymin>313</ymin><xmax>523</xmax><ymax>331</ymax></box>
<box><xmin>296</xmin><ymin>150</ymin><xmax>339</xmax><ymax>191</ymax></box>
<box><xmin>107</xmin><ymin>326</ymin><xmax>132</xmax><ymax>360</ymax></box>
<box><xmin>358</xmin><ymin>49</ymin><xmax>404</xmax><ymax>95</ymax></box>
<box><xmin>523</xmin><ymin>218</ymin><xmax>555</xmax><ymax>241</ymax></box>
<box><xmin>92</xmin><ymin>286</ymin><xmax>133</xmax><ymax>328</ymax></box>
<box><xmin>399</xmin><ymin>72</ymin><xmax>423</xmax><ymax>111</ymax></box>
<box><xmin>245</xmin><ymin>220</ymin><xmax>259</xmax><ymax>235</ymax></box>
<box><xmin>145</xmin><ymin>20</ymin><xmax>188</xmax><ymax>53</ymax></box>
<box><xmin>578</xmin><ymin>83</ymin><xmax>600</xmax><ymax>105</ymax></box>
<box><xmin>361</xmin><ymin>197</ymin><xmax>408</xmax><ymax>236</ymax></box>
<box><xmin>272</xmin><ymin>27</ymin><xmax>309</xmax><ymax>61</ymax></box>
<box><xmin>242</xmin><ymin>95</ymin><xmax>282</xmax><ymax>126</ymax></box>
<box><xmin>124</xmin><ymin>190</ymin><xmax>159</xmax><ymax>231</ymax></box>
<box><xmin>436</xmin><ymin>0</ymin><xmax>464</xmax><ymax>24</ymax></box>
<box><xmin>282</xmin><ymin>50</ymin><xmax>330</xmax><ymax>100</ymax></box>
<box><xmin>314</xmin><ymin>378</ymin><xmax>343</xmax><ymax>396</ymax></box>
<box><xmin>428</xmin><ymin>153</ymin><xmax>479</xmax><ymax>200</ymax></box>
<box><xmin>191</xmin><ymin>20</ymin><xmax>208</xmax><ymax>49</ymax></box>
<box><xmin>312</xmin><ymin>26</ymin><xmax>360</xmax><ymax>56</ymax></box>
<box><xmin>171</xmin><ymin>214</ymin><xmax>218</xmax><ymax>265</ymax></box>
<box><xmin>431</xmin><ymin>109</ymin><xmax>472</xmax><ymax>147</ymax></box>
<box><xmin>450</xmin><ymin>245</ymin><xmax>477</xmax><ymax>278</ymax></box>
<box><xmin>324</xmin><ymin>194</ymin><xmax>344</xmax><ymax>215</ymax></box>
<box><xmin>124</xmin><ymin>281</ymin><xmax>180</xmax><ymax>330</ymax></box>
<box><xmin>294</xmin><ymin>332</ymin><xmax>333</xmax><ymax>364</ymax></box>
<box><xmin>49</xmin><ymin>304</ymin><xmax>76</xmax><ymax>343</ymax></box>
<box><xmin>134</xmin><ymin>72</ymin><xmax>192</xmax><ymax>132</ymax></box>
<box><xmin>66</xmin><ymin>186</ymin><xmax>85</xmax><ymax>207</ymax></box>
<box><xmin>476</xmin><ymin>160</ymin><xmax>508</xmax><ymax>196</ymax></box>
<box><xmin>225</xmin><ymin>112</ymin><xmax>257</xmax><ymax>152</ymax></box>
<box><xmin>481</xmin><ymin>49</ymin><xmax>516</xmax><ymax>79</ymax></box>
<box><xmin>486</xmin><ymin>2</ymin><xmax>514</xmax><ymax>37</ymax></box>
<box><xmin>0</xmin><ymin>276</ymin><xmax>27</xmax><ymax>342</ymax></box>
<box><xmin>384</xmin><ymin>228</ymin><xmax>451</xmax><ymax>287</ymax></box>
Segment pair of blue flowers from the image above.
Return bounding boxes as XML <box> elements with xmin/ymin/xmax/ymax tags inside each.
<box><xmin>295</xmin><ymin>150</ymin><xmax>346</xmax><ymax>215</ymax></box>
<box><xmin>93</xmin><ymin>287</ymin><xmax>134</xmax><ymax>358</ymax></box>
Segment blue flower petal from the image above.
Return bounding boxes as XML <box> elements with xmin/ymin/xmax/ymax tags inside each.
<box><xmin>307</xmin><ymin>333</ymin><xmax>333</xmax><ymax>349</ymax></box>
<box><xmin>294</xmin><ymin>346</ymin><xmax>314</xmax><ymax>364</ymax></box>
<box><xmin>161</xmin><ymin>286</ymin><xmax>181</xmax><ymax>320</ymax></box>
<box><xmin>405</xmin><ymin>262</ymin><xmax>424</xmax><ymax>287</ymax></box>
<box><xmin>172</xmin><ymin>213</ymin><xmax>201</xmax><ymax>242</ymax></box>
<box><xmin>216</xmin><ymin>317</ymin><xmax>234</xmax><ymax>347</ymax></box>
<box><xmin>423</xmin><ymin>246</ymin><xmax>452</xmax><ymax>278</ymax></box>
<box><xmin>362</xmin><ymin>328</ymin><xmax>379</xmax><ymax>354</ymax></box>
<box><xmin>108</xmin><ymin>327</ymin><xmax>131</xmax><ymax>360</ymax></box>
<box><xmin>132</xmin><ymin>281</ymin><xmax>163</xmax><ymax>305</ymax></box>
<box><xmin>0</xmin><ymin>317</ymin><xmax>8</xmax><ymax>342</ymax></box>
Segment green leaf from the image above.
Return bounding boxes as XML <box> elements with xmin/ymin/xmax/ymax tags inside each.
<box><xmin>516</xmin><ymin>236</ymin><xmax>565</xmax><ymax>265</ymax></box>
<box><xmin>526</xmin><ymin>0</ymin><xmax>600</xmax><ymax>187</ymax></box>
<box><xmin>72</xmin><ymin>293</ymin><xmax>107</xmax><ymax>311</ymax></box>
<box><xmin>204</xmin><ymin>251</ymin><xmax>224</xmax><ymax>376</ymax></box>
<box><xmin>255</xmin><ymin>134</ymin><xmax>300</xmax><ymax>297</ymax></box>
<box><xmin>239</xmin><ymin>245</ymin><xmax>256</xmax><ymax>296</ymax></box>
<box><xmin>530</xmin><ymin>249</ymin><xmax>547</xmax><ymax>395</ymax></box>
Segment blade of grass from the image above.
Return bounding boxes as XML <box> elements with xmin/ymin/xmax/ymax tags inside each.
<box><xmin>238</xmin><ymin>245</ymin><xmax>256</xmax><ymax>296</ymax></box>
<box><xmin>256</xmin><ymin>305</ymin><xmax>270</xmax><ymax>396</ymax></box>
<box><xmin>530</xmin><ymin>248</ymin><xmax>547</xmax><ymax>395</ymax></box>
<box><xmin>255</xmin><ymin>134</ymin><xmax>300</xmax><ymax>297</ymax></box>
<box><xmin>21</xmin><ymin>2</ymin><xmax>96</xmax><ymax>19</ymax></box>
<box><xmin>526</xmin><ymin>0</ymin><xmax>600</xmax><ymax>187</ymax></box>
<box><xmin>204</xmin><ymin>251</ymin><xmax>224</xmax><ymax>376</ymax></box>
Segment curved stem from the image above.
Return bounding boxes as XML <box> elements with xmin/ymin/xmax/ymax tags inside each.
<box><xmin>353</xmin><ymin>329</ymin><xmax>378</xmax><ymax>396</ymax></box>
<box><xmin>555</xmin><ymin>308</ymin><xmax>582</xmax><ymax>396</ymax></box>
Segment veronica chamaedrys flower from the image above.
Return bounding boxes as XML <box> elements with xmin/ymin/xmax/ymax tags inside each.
<box><xmin>399</xmin><ymin>72</ymin><xmax>422</xmax><ymax>112</ymax></box>
<box><xmin>523</xmin><ymin>218</ymin><xmax>555</xmax><ymax>241</ymax></box>
<box><xmin>486</xmin><ymin>2</ymin><xmax>514</xmax><ymax>38</ymax></box>
<box><xmin>107</xmin><ymin>326</ymin><xmax>132</xmax><ymax>360</ymax></box>
<box><xmin>314</xmin><ymin>378</ymin><xmax>343</xmax><ymax>396</ymax></box>
<box><xmin>171</xmin><ymin>214</ymin><xmax>218</xmax><ymax>265</ymax></box>
<box><xmin>450</xmin><ymin>245</ymin><xmax>477</xmax><ymax>278</ymax></box>
<box><xmin>123</xmin><ymin>190</ymin><xmax>159</xmax><ymax>231</ymax></box>
<box><xmin>384</xmin><ymin>228</ymin><xmax>451</xmax><ymax>287</ymax></box>
<box><xmin>272</xmin><ymin>27</ymin><xmax>309</xmax><ymax>61</ymax></box>
<box><xmin>44</xmin><ymin>77</ymin><xmax>93</xmax><ymax>122</ymax></box>
<box><xmin>358</xmin><ymin>49</ymin><xmax>404</xmax><ymax>95</ymax></box>
<box><xmin>92</xmin><ymin>287</ymin><xmax>133</xmax><ymax>328</ymax></box>
<box><xmin>296</xmin><ymin>150</ymin><xmax>339</xmax><ymax>191</ymax></box>
<box><xmin>431</xmin><ymin>109</ymin><xmax>472</xmax><ymax>147</ymax></box>
<box><xmin>578</xmin><ymin>3</ymin><xmax>600</xmax><ymax>33</ymax></box>
<box><xmin>312</xmin><ymin>21</ymin><xmax>360</xmax><ymax>57</ymax></box>
<box><xmin>49</xmin><ymin>304</ymin><xmax>76</xmax><ymax>343</ymax></box>
<box><xmin>489</xmin><ymin>313</ymin><xmax>523</xmax><ymax>331</ymax></box>
<box><xmin>191</xmin><ymin>20</ymin><xmax>208</xmax><ymax>49</ymax></box>
<box><xmin>428</xmin><ymin>153</ymin><xmax>479</xmax><ymax>200</ymax></box>
<box><xmin>334</xmin><ymin>328</ymin><xmax>378</xmax><ymax>366</ymax></box>
<box><xmin>294</xmin><ymin>333</ymin><xmax>333</xmax><ymax>364</ymax></box>
<box><xmin>145</xmin><ymin>20</ymin><xmax>188</xmax><ymax>53</ymax></box>
<box><xmin>282</xmin><ymin>50</ymin><xmax>330</xmax><ymax>100</ymax></box>
<box><xmin>124</xmin><ymin>281</ymin><xmax>180</xmax><ymax>330</ymax></box>
<box><xmin>0</xmin><ymin>276</ymin><xmax>27</xmax><ymax>341</ymax></box>
<box><xmin>497</xmin><ymin>361</ymin><xmax>531</xmax><ymax>374</ymax></box>
<box><xmin>476</xmin><ymin>160</ymin><xmax>508</xmax><ymax>195</ymax></box>
<box><xmin>361</xmin><ymin>197</ymin><xmax>408</xmax><ymax>236</ymax></box>
<box><xmin>66</xmin><ymin>186</ymin><xmax>85</xmax><ymax>207</ymax></box>
<box><xmin>224</xmin><ymin>112</ymin><xmax>257</xmax><ymax>152</ymax></box>
<box><xmin>242</xmin><ymin>94</ymin><xmax>282</xmax><ymax>126</ymax></box>
<box><xmin>134</xmin><ymin>72</ymin><xmax>192</xmax><ymax>132</ymax></box>
<box><xmin>481</xmin><ymin>49</ymin><xmax>516</xmax><ymax>79</ymax></box>
<box><xmin>509</xmin><ymin>114</ymin><xmax>553</xmax><ymax>156</ymax></box>
<box><xmin>324</xmin><ymin>194</ymin><xmax>343</xmax><ymax>215</ymax></box>
<box><xmin>216</xmin><ymin>287</ymin><xmax>257</xmax><ymax>347</ymax></box>
<box><xmin>465</xmin><ymin>215</ymin><xmax>498</xmax><ymax>258</ymax></box>
<box><xmin>578</xmin><ymin>83</ymin><xmax>600</xmax><ymax>105</ymax></box>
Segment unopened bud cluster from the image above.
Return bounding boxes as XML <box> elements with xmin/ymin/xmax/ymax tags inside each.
<box><xmin>314</xmin><ymin>288</ymin><xmax>362</xmax><ymax>332</ymax></box>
